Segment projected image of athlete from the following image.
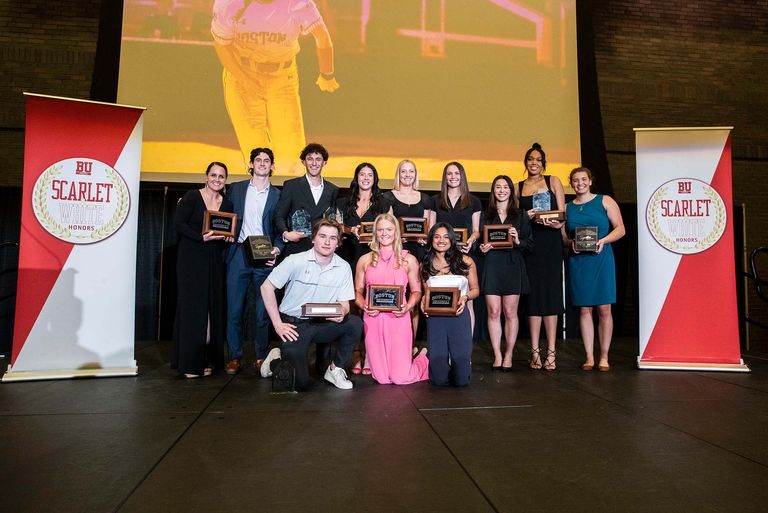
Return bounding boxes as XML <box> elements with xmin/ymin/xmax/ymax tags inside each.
<box><xmin>211</xmin><ymin>0</ymin><xmax>339</xmax><ymax>174</ymax></box>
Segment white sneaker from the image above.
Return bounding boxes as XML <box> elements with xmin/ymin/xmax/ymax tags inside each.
<box><xmin>261</xmin><ymin>347</ymin><xmax>281</xmax><ymax>378</ymax></box>
<box><xmin>324</xmin><ymin>365</ymin><xmax>353</xmax><ymax>390</ymax></box>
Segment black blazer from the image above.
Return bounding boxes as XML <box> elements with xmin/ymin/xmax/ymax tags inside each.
<box><xmin>274</xmin><ymin>176</ymin><xmax>339</xmax><ymax>257</ymax></box>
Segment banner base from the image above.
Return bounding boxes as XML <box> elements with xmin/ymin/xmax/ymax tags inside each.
<box><xmin>637</xmin><ymin>358</ymin><xmax>750</xmax><ymax>373</ymax></box>
<box><xmin>2</xmin><ymin>365</ymin><xmax>138</xmax><ymax>383</ymax></box>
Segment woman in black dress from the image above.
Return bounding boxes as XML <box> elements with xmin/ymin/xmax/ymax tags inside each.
<box><xmin>429</xmin><ymin>161</ymin><xmax>482</xmax><ymax>333</ymax></box>
<box><xmin>336</xmin><ymin>162</ymin><xmax>392</xmax><ymax>269</ymax></box>
<box><xmin>383</xmin><ymin>159</ymin><xmax>432</xmax><ymax>339</ymax></box>
<box><xmin>479</xmin><ymin>175</ymin><xmax>532</xmax><ymax>371</ymax></box>
<box><xmin>172</xmin><ymin>162</ymin><xmax>234</xmax><ymax>378</ymax></box>
<box><xmin>516</xmin><ymin>143</ymin><xmax>565</xmax><ymax>371</ymax></box>
<box><xmin>336</xmin><ymin>162</ymin><xmax>391</xmax><ymax>374</ymax></box>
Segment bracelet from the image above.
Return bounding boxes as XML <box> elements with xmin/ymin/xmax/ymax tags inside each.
<box><xmin>321</xmin><ymin>72</ymin><xmax>335</xmax><ymax>80</ymax></box>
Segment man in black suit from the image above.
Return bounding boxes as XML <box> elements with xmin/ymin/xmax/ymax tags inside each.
<box><xmin>274</xmin><ymin>143</ymin><xmax>339</xmax><ymax>258</ymax></box>
<box><xmin>224</xmin><ymin>147</ymin><xmax>284</xmax><ymax>375</ymax></box>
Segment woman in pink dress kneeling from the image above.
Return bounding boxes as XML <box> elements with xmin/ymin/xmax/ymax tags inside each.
<box><xmin>354</xmin><ymin>213</ymin><xmax>428</xmax><ymax>384</ymax></box>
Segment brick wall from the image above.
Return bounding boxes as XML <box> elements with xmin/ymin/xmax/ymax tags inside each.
<box><xmin>592</xmin><ymin>0</ymin><xmax>768</xmax><ymax>348</ymax></box>
<box><xmin>0</xmin><ymin>0</ymin><xmax>100</xmax><ymax>187</ymax></box>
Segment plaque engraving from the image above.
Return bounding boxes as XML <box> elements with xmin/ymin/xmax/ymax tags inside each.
<box><xmin>454</xmin><ymin>228</ymin><xmax>469</xmax><ymax>247</ymax></box>
<box><xmin>290</xmin><ymin>208</ymin><xmax>313</xmax><ymax>236</ymax></box>
<box><xmin>245</xmin><ymin>235</ymin><xmax>274</xmax><ymax>262</ymax></box>
<box><xmin>399</xmin><ymin>217</ymin><xmax>428</xmax><ymax>240</ymax></box>
<box><xmin>482</xmin><ymin>224</ymin><xmax>513</xmax><ymax>248</ymax></box>
<box><xmin>202</xmin><ymin>210</ymin><xmax>236</xmax><ymax>237</ymax></box>
<box><xmin>301</xmin><ymin>302</ymin><xmax>344</xmax><ymax>318</ymax></box>
<box><xmin>367</xmin><ymin>284</ymin><xmax>404</xmax><ymax>312</ymax></box>
<box><xmin>423</xmin><ymin>287</ymin><xmax>460</xmax><ymax>316</ymax></box>
<box><xmin>574</xmin><ymin>226</ymin><xmax>599</xmax><ymax>252</ymax></box>
<box><xmin>534</xmin><ymin>210</ymin><xmax>566</xmax><ymax>222</ymax></box>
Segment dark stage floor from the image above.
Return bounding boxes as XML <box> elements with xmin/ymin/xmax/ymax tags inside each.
<box><xmin>1</xmin><ymin>338</ymin><xmax>767</xmax><ymax>513</ymax></box>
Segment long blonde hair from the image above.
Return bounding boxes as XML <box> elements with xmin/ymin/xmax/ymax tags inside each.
<box><xmin>369</xmin><ymin>213</ymin><xmax>405</xmax><ymax>270</ymax></box>
<box><xmin>393</xmin><ymin>159</ymin><xmax>419</xmax><ymax>190</ymax></box>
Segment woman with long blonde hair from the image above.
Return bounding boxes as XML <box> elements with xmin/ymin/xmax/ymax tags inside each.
<box><xmin>354</xmin><ymin>213</ymin><xmax>427</xmax><ymax>384</ymax></box>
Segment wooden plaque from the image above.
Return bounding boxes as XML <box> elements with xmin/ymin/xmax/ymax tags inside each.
<box><xmin>399</xmin><ymin>217</ymin><xmax>428</xmax><ymax>240</ymax></box>
<box><xmin>574</xmin><ymin>226</ymin><xmax>599</xmax><ymax>252</ymax></box>
<box><xmin>534</xmin><ymin>210</ymin><xmax>566</xmax><ymax>221</ymax></box>
<box><xmin>301</xmin><ymin>302</ymin><xmax>344</xmax><ymax>318</ymax></box>
<box><xmin>423</xmin><ymin>287</ymin><xmax>460</xmax><ymax>316</ymax></box>
<box><xmin>482</xmin><ymin>224</ymin><xmax>513</xmax><ymax>248</ymax></box>
<box><xmin>202</xmin><ymin>210</ymin><xmax>236</xmax><ymax>237</ymax></box>
<box><xmin>367</xmin><ymin>284</ymin><xmax>404</xmax><ymax>311</ymax></box>
<box><xmin>358</xmin><ymin>221</ymin><xmax>375</xmax><ymax>243</ymax></box>
<box><xmin>245</xmin><ymin>235</ymin><xmax>274</xmax><ymax>261</ymax></box>
<box><xmin>454</xmin><ymin>228</ymin><xmax>469</xmax><ymax>247</ymax></box>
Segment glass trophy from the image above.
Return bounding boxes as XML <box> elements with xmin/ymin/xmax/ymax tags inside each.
<box><xmin>290</xmin><ymin>208</ymin><xmax>312</xmax><ymax>236</ymax></box>
<box><xmin>531</xmin><ymin>190</ymin><xmax>551</xmax><ymax>211</ymax></box>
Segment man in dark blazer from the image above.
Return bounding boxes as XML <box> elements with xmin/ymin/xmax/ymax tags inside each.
<box><xmin>274</xmin><ymin>143</ymin><xmax>339</xmax><ymax>258</ymax></box>
<box><xmin>224</xmin><ymin>147</ymin><xmax>284</xmax><ymax>375</ymax></box>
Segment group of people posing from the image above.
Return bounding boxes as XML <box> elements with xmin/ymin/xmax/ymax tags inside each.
<box><xmin>172</xmin><ymin>142</ymin><xmax>625</xmax><ymax>391</ymax></box>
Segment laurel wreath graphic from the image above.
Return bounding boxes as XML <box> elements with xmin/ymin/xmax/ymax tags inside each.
<box><xmin>90</xmin><ymin>167</ymin><xmax>129</xmax><ymax>241</ymax></box>
<box><xmin>646</xmin><ymin>186</ymin><xmax>679</xmax><ymax>251</ymax></box>
<box><xmin>694</xmin><ymin>186</ymin><xmax>726</xmax><ymax>250</ymax></box>
<box><xmin>33</xmin><ymin>164</ymin><xmax>72</xmax><ymax>239</ymax></box>
<box><xmin>33</xmin><ymin>163</ymin><xmax>129</xmax><ymax>243</ymax></box>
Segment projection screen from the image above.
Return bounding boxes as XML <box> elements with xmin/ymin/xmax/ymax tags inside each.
<box><xmin>118</xmin><ymin>0</ymin><xmax>580</xmax><ymax>189</ymax></box>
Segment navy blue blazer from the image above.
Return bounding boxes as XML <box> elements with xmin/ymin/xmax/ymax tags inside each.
<box><xmin>225</xmin><ymin>179</ymin><xmax>284</xmax><ymax>264</ymax></box>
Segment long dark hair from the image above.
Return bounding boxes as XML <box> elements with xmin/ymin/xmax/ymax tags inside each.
<box><xmin>421</xmin><ymin>222</ymin><xmax>470</xmax><ymax>281</ymax></box>
<box><xmin>438</xmin><ymin>161</ymin><xmax>471</xmax><ymax>210</ymax></box>
<box><xmin>344</xmin><ymin>162</ymin><xmax>384</xmax><ymax>221</ymax></box>
<box><xmin>485</xmin><ymin>175</ymin><xmax>520</xmax><ymax>222</ymax></box>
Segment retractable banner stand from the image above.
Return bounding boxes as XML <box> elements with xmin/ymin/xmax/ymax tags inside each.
<box><xmin>3</xmin><ymin>94</ymin><xmax>145</xmax><ymax>382</ymax></box>
<box><xmin>635</xmin><ymin>127</ymin><xmax>748</xmax><ymax>372</ymax></box>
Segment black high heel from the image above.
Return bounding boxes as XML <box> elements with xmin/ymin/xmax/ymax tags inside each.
<box><xmin>544</xmin><ymin>349</ymin><xmax>556</xmax><ymax>371</ymax></box>
<box><xmin>530</xmin><ymin>348</ymin><xmax>542</xmax><ymax>370</ymax></box>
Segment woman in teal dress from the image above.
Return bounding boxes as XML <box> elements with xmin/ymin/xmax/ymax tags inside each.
<box><xmin>563</xmin><ymin>167</ymin><xmax>625</xmax><ymax>372</ymax></box>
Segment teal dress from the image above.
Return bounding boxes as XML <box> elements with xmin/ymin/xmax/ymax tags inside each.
<box><xmin>565</xmin><ymin>195</ymin><xmax>616</xmax><ymax>306</ymax></box>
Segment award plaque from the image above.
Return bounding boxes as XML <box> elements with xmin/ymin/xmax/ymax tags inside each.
<box><xmin>290</xmin><ymin>208</ymin><xmax>313</xmax><ymax>236</ymax></box>
<box><xmin>358</xmin><ymin>221</ymin><xmax>375</xmax><ymax>243</ymax></box>
<box><xmin>574</xmin><ymin>226</ymin><xmax>599</xmax><ymax>252</ymax></box>
<box><xmin>301</xmin><ymin>302</ymin><xmax>344</xmax><ymax>318</ymax></box>
<box><xmin>202</xmin><ymin>210</ymin><xmax>236</xmax><ymax>237</ymax></box>
<box><xmin>367</xmin><ymin>284</ymin><xmax>404</xmax><ymax>312</ymax></box>
<box><xmin>399</xmin><ymin>217</ymin><xmax>428</xmax><ymax>240</ymax></box>
<box><xmin>482</xmin><ymin>224</ymin><xmax>513</xmax><ymax>248</ymax></box>
<box><xmin>245</xmin><ymin>235</ymin><xmax>274</xmax><ymax>262</ymax></box>
<box><xmin>534</xmin><ymin>210</ymin><xmax>566</xmax><ymax>222</ymax></box>
<box><xmin>454</xmin><ymin>228</ymin><xmax>469</xmax><ymax>247</ymax></box>
<box><xmin>424</xmin><ymin>287</ymin><xmax>460</xmax><ymax>316</ymax></box>
<box><xmin>271</xmin><ymin>359</ymin><xmax>297</xmax><ymax>394</ymax></box>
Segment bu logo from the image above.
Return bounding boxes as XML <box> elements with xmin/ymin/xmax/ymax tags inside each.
<box><xmin>75</xmin><ymin>160</ymin><xmax>93</xmax><ymax>176</ymax></box>
<box><xmin>678</xmin><ymin>181</ymin><xmax>692</xmax><ymax>194</ymax></box>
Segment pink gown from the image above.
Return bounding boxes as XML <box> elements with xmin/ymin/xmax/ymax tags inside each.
<box><xmin>364</xmin><ymin>249</ymin><xmax>429</xmax><ymax>384</ymax></box>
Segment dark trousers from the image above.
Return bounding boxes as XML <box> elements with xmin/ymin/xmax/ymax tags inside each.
<box><xmin>278</xmin><ymin>314</ymin><xmax>363</xmax><ymax>391</ymax></box>
<box><xmin>226</xmin><ymin>247</ymin><xmax>272</xmax><ymax>360</ymax></box>
<box><xmin>427</xmin><ymin>308</ymin><xmax>472</xmax><ymax>386</ymax></box>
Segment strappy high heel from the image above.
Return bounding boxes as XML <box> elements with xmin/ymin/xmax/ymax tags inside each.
<box><xmin>530</xmin><ymin>348</ymin><xmax>542</xmax><ymax>370</ymax></box>
<box><xmin>543</xmin><ymin>349</ymin><xmax>556</xmax><ymax>371</ymax></box>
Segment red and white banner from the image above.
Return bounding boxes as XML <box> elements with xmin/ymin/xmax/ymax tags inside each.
<box><xmin>3</xmin><ymin>94</ymin><xmax>145</xmax><ymax>382</ymax></box>
<box><xmin>635</xmin><ymin>127</ymin><xmax>748</xmax><ymax>372</ymax></box>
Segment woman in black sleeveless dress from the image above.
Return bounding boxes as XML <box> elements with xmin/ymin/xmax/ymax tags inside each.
<box><xmin>516</xmin><ymin>143</ymin><xmax>565</xmax><ymax>371</ymax></box>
